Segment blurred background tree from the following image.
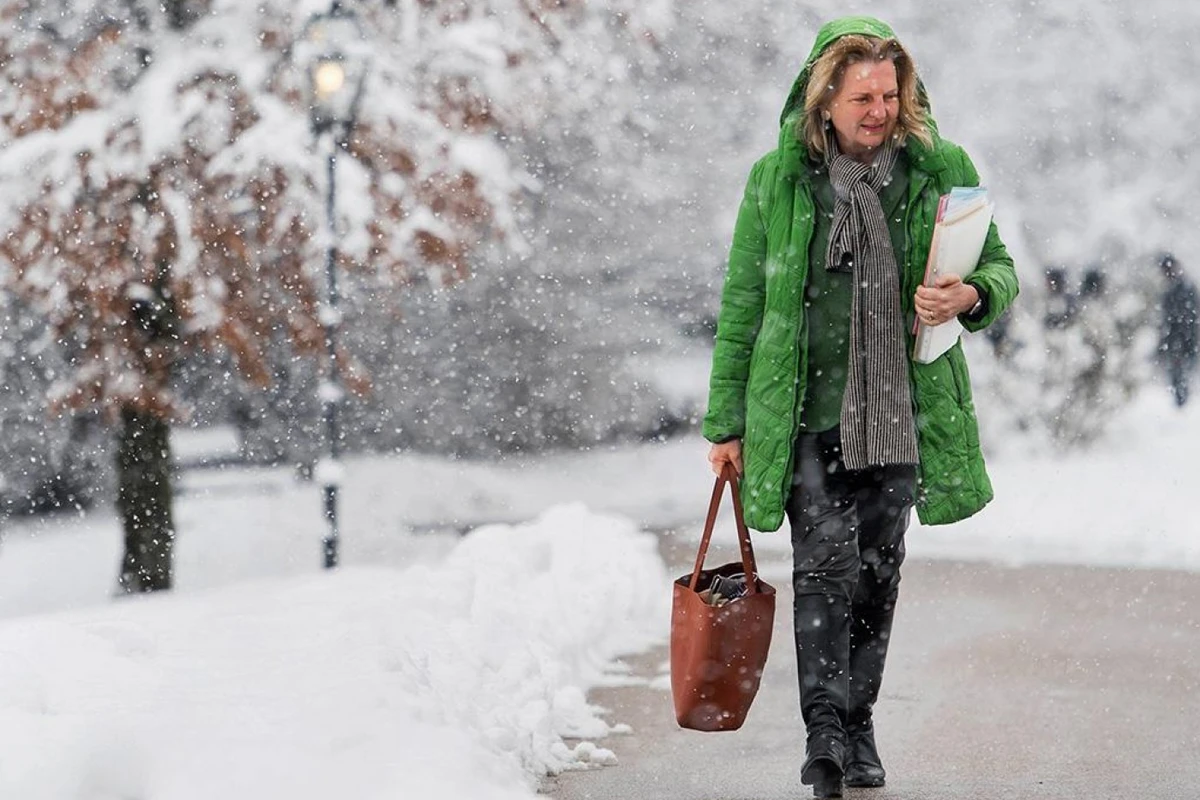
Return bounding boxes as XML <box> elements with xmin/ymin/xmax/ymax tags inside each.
<box><xmin>0</xmin><ymin>0</ymin><xmax>674</xmax><ymax>590</ymax></box>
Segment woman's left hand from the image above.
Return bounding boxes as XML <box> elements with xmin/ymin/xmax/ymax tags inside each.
<box><xmin>914</xmin><ymin>275</ymin><xmax>979</xmax><ymax>326</ymax></box>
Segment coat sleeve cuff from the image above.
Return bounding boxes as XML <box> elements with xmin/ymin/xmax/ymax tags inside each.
<box><xmin>707</xmin><ymin>434</ymin><xmax>742</xmax><ymax>445</ymax></box>
<box><xmin>961</xmin><ymin>284</ymin><xmax>990</xmax><ymax>324</ymax></box>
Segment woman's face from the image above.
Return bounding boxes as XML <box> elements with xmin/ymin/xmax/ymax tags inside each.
<box><xmin>826</xmin><ymin>59</ymin><xmax>899</xmax><ymax>161</ymax></box>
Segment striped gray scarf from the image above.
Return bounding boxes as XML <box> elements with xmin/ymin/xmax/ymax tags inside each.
<box><xmin>824</xmin><ymin>128</ymin><xmax>919</xmax><ymax>469</ymax></box>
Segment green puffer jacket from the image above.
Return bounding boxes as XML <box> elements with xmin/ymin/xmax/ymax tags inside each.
<box><xmin>703</xmin><ymin>16</ymin><xmax>1020</xmax><ymax>532</ymax></box>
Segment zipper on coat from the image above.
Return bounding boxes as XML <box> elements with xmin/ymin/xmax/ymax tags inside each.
<box><xmin>904</xmin><ymin>170</ymin><xmax>933</xmax><ymax>500</ymax></box>
<box><xmin>783</xmin><ymin>181</ymin><xmax>816</xmax><ymax>516</ymax></box>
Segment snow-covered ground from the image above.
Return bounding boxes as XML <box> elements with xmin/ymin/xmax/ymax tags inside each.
<box><xmin>909</xmin><ymin>388</ymin><xmax>1200</xmax><ymax>571</ymax></box>
<box><xmin>0</xmin><ymin>384</ymin><xmax>1196</xmax><ymax>798</ymax></box>
<box><xmin>0</xmin><ymin>505</ymin><xmax>669</xmax><ymax>800</ymax></box>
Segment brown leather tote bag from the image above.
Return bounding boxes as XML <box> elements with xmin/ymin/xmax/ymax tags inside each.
<box><xmin>670</xmin><ymin>463</ymin><xmax>776</xmax><ymax>732</ymax></box>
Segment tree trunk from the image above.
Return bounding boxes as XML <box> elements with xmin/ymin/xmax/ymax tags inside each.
<box><xmin>116</xmin><ymin>406</ymin><xmax>175</xmax><ymax>594</ymax></box>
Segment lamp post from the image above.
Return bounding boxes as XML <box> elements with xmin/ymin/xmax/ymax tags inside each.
<box><xmin>301</xmin><ymin>0</ymin><xmax>369</xmax><ymax>569</ymax></box>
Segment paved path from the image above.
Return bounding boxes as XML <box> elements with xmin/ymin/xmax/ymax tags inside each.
<box><xmin>543</xmin><ymin>534</ymin><xmax>1200</xmax><ymax>800</ymax></box>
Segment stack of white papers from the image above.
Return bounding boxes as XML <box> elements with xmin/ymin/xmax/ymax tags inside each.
<box><xmin>912</xmin><ymin>187</ymin><xmax>994</xmax><ymax>364</ymax></box>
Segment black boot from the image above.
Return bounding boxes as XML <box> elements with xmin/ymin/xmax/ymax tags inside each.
<box><xmin>844</xmin><ymin>723</ymin><xmax>886</xmax><ymax>788</ymax></box>
<box><xmin>795</xmin><ymin>593</ymin><xmax>850</xmax><ymax>798</ymax></box>
<box><xmin>844</xmin><ymin>601</ymin><xmax>894</xmax><ymax>788</ymax></box>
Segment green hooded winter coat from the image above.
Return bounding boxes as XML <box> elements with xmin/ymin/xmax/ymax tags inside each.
<box><xmin>702</xmin><ymin>16</ymin><xmax>1020</xmax><ymax>532</ymax></box>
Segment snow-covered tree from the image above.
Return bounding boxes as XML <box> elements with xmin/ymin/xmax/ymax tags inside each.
<box><xmin>0</xmin><ymin>0</ymin><xmax>670</xmax><ymax>590</ymax></box>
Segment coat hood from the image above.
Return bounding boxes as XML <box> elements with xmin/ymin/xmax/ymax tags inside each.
<box><xmin>775</xmin><ymin>16</ymin><xmax>936</xmax><ymax>174</ymax></box>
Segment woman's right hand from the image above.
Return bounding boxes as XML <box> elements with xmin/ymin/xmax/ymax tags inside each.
<box><xmin>707</xmin><ymin>439</ymin><xmax>743</xmax><ymax>477</ymax></box>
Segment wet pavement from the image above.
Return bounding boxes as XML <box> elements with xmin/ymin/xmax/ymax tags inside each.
<box><xmin>543</xmin><ymin>536</ymin><xmax>1200</xmax><ymax>800</ymax></box>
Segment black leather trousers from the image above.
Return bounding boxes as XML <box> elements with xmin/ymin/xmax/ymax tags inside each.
<box><xmin>787</xmin><ymin>427</ymin><xmax>916</xmax><ymax>745</ymax></box>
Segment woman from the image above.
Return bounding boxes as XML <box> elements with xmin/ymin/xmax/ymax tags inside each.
<box><xmin>703</xmin><ymin>16</ymin><xmax>1019</xmax><ymax>799</ymax></box>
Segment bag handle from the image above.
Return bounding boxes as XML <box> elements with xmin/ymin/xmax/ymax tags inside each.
<box><xmin>687</xmin><ymin>462</ymin><xmax>761</xmax><ymax>595</ymax></box>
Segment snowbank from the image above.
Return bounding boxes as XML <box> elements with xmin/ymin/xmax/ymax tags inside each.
<box><xmin>0</xmin><ymin>505</ymin><xmax>670</xmax><ymax>800</ymax></box>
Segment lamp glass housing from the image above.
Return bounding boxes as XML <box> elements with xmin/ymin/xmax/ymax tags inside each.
<box><xmin>302</xmin><ymin>8</ymin><xmax>369</xmax><ymax>136</ymax></box>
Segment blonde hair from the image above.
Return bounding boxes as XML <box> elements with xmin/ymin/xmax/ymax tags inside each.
<box><xmin>800</xmin><ymin>35</ymin><xmax>931</xmax><ymax>156</ymax></box>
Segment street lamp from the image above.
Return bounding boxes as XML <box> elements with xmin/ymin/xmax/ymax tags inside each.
<box><xmin>301</xmin><ymin>0</ymin><xmax>370</xmax><ymax>569</ymax></box>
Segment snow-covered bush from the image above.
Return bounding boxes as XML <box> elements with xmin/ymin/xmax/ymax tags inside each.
<box><xmin>0</xmin><ymin>292</ymin><xmax>110</xmax><ymax>515</ymax></box>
